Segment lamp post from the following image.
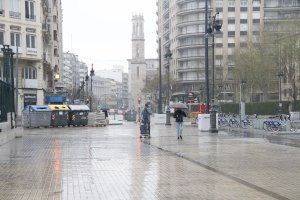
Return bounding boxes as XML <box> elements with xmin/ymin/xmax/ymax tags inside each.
<box><xmin>207</xmin><ymin>12</ymin><xmax>222</xmax><ymax>133</ymax></box>
<box><xmin>90</xmin><ymin>65</ymin><xmax>95</xmax><ymax>111</ymax></box>
<box><xmin>165</xmin><ymin>47</ymin><xmax>172</xmax><ymax>125</ymax></box>
<box><xmin>278</xmin><ymin>71</ymin><xmax>284</xmax><ymax>114</ymax></box>
<box><xmin>85</xmin><ymin>75</ymin><xmax>89</xmax><ymax>104</ymax></box>
<box><xmin>204</xmin><ymin>0</ymin><xmax>209</xmax><ymax>114</ymax></box>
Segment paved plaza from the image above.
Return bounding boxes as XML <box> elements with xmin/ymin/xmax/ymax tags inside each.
<box><xmin>0</xmin><ymin>123</ymin><xmax>299</xmax><ymax>200</ymax></box>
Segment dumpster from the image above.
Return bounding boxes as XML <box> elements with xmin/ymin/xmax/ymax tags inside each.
<box><xmin>126</xmin><ymin>109</ymin><xmax>137</xmax><ymax>121</ymax></box>
<box><xmin>49</xmin><ymin>105</ymin><xmax>70</xmax><ymax>127</ymax></box>
<box><xmin>22</xmin><ymin>105</ymin><xmax>51</xmax><ymax>128</ymax></box>
<box><xmin>68</xmin><ymin>105</ymin><xmax>90</xmax><ymax>126</ymax></box>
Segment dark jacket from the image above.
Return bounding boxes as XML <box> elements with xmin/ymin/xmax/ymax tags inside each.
<box><xmin>142</xmin><ymin>107</ymin><xmax>151</xmax><ymax>123</ymax></box>
<box><xmin>174</xmin><ymin>110</ymin><xmax>187</xmax><ymax>122</ymax></box>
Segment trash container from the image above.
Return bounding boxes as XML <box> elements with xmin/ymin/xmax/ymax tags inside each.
<box><xmin>68</xmin><ymin>105</ymin><xmax>90</xmax><ymax>126</ymax></box>
<box><xmin>49</xmin><ymin>105</ymin><xmax>70</xmax><ymax>127</ymax></box>
<box><xmin>22</xmin><ymin>105</ymin><xmax>51</xmax><ymax>128</ymax></box>
<box><xmin>126</xmin><ymin>109</ymin><xmax>137</xmax><ymax>121</ymax></box>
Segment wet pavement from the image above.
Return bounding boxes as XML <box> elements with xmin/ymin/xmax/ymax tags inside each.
<box><xmin>0</xmin><ymin>123</ymin><xmax>299</xmax><ymax>200</ymax></box>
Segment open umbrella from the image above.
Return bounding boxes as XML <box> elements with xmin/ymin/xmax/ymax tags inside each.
<box><xmin>170</xmin><ymin>102</ymin><xmax>188</xmax><ymax>109</ymax></box>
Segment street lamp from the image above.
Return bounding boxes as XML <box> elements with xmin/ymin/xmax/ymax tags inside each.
<box><xmin>165</xmin><ymin>47</ymin><xmax>172</xmax><ymax>126</ymax></box>
<box><xmin>207</xmin><ymin>12</ymin><xmax>222</xmax><ymax>133</ymax></box>
<box><xmin>90</xmin><ymin>65</ymin><xmax>95</xmax><ymax>111</ymax></box>
<box><xmin>278</xmin><ymin>71</ymin><xmax>284</xmax><ymax>114</ymax></box>
<box><xmin>208</xmin><ymin>12</ymin><xmax>222</xmax><ymax>100</ymax></box>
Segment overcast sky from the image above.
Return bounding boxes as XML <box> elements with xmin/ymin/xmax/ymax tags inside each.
<box><xmin>62</xmin><ymin>0</ymin><xmax>158</xmax><ymax>72</ymax></box>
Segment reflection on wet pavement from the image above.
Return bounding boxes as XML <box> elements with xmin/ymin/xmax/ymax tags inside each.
<box><xmin>0</xmin><ymin>123</ymin><xmax>299</xmax><ymax>199</ymax></box>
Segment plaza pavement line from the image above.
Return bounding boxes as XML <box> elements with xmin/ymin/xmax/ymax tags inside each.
<box><xmin>142</xmin><ymin>139</ymin><xmax>290</xmax><ymax>200</ymax></box>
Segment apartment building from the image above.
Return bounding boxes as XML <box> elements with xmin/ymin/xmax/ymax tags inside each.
<box><xmin>62</xmin><ymin>52</ymin><xmax>88</xmax><ymax>100</ymax></box>
<box><xmin>157</xmin><ymin>0</ymin><xmax>265</xmax><ymax>103</ymax></box>
<box><xmin>264</xmin><ymin>0</ymin><xmax>300</xmax><ymax>103</ymax></box>
<box><xmin>0</xmin><ymin>0</ymin><xmax>62</xmax><ymax>114</ymax></box>
<box><xmin>92</xmin><ymin>76</ymin><xmax>123</xmax><ymax>109</ymax></box>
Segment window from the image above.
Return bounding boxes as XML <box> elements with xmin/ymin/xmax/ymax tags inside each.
<box><xmin>240</xmin><ymin>19</ymin><xmax>247</xmax><ymax>23</ymax></box>
<box><xmin>10</xmin><ymin>0</ymin><xmax>19</xmax><ymax>12</ymax></box>
<box><xmin>26</xmin><ymin>34</ymin><xmax>36</xmax><ymax>48</ymax></box>
<box><xmin>228</xmin><ymin>31</ymin><xmax>235</xmax><ymax>37</ymax></box>
<box><xmin>10</xmin><ymin>32</ymin><xmax>20</xmax><ymax>47</ymax></box>
<box><xmin>228</xmin><ymin>19</ymin><xmax>235</xmax><ymax>24</ymax></box>
<box><xmin>23</xmin><ymin>67</ymin><xmax>37</xmax><ymax>79</ymax></box>
<box><xmin>240</xmin><ymin>7</ymin><xmax>247</xmax><ymax>11</ymax></box>
<box><xmin>54</xmin><ymin>30</ymin><xmax>58</xmax><ymax>41</ymax></box>
<box><xmin>240</xmin><ymin>0</ymin><xmax>247</xmax><ymax>7</ymax></box>
<box><xmin>228</xmin><ymin>7</ymin><xmax>235</xmax><ymax>11</ymax></box>
<box><xmin>0</xmin><ymin>31</ymin><xmax>4</xmax><ymax>45</ymax></box>
<box><xmin>137</xmin><ymin>66</ymin><xmax>139</xmax><ymax>78</ymax></box>
<box><xmin>25</xmin><ymin>0</ymin><xmax>35</xmax><ymax>20</ymax></box>
<box><xmin>253</xmin><ymin>19</ymin><xmax>260</xmax><ymax>23</ymax></box>
<box><xmin>228</xmin><ymin>0</ymin><xmax>235</xmax><ymax>7</ymax></box>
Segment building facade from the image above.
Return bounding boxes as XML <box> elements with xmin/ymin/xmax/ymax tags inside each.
<box><xmin>92</xmin><ymin>76</ymin><xmax>123</xmax><ymax>109</ymax></box>
<box><xmin>62</xmin><ymin>52</ymin><xmax>88</xmax><ymax>102</ymax></box>
<box><xmin>157</xmin><ymin>0</ymin><xmax>300</xmax><ymax>104</ymax></box>
<box><xmin>0</xmin><ymin>0</ymin><xmax>63</xmax><ymax>115</ymax></box>
<box><xmin>263</xmin><ymin>0</ymin><xmax>300</xmax><ymax>103</ymax></box>
<box><xmin>128</xmin><ymin>14</ymin><xmax>159</xmax><ymax>109</ymax></box>
<box><xmin>157</xmin><ymin>0</ymin><xmax>266</xmax><ymax>103</ymax></box>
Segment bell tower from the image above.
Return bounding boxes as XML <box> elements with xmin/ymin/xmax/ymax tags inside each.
<box><xmin>132</xmin><ymin>14</ymin><xmax>145</xmax><ymax>61</ymax></box>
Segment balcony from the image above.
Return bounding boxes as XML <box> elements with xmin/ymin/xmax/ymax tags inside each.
<box><xmin>264</xmin><ymin>5</ymin><xmax>300</xmax><ymax>11</ymax></box>
<box><xmin>42</xmin><ymin>0</ymin><xmax>51</xmax><ymax>14</ymax></box>
<box><xmin>9</xmin><ymin>11</ymin><xmax>21</xmax><ymax>19</ymax></box>
<box><xmin>177</xmin><ymin>55</ymin><xmax>205</xmax><ymax>61</ymax></box>
<box><xmin>177</xmin><ymin>7</ymin><xmax>207</xmax><ymax>16</ymax></box>
<box><xmin>176</xmin><ymin>0</ymin><xmax>197</xmax><ymax>5</ymax></box>
<box><xmin>24</xmin><ymin>79</ymin><xmax>38</xmax><ymax>89</ymax></box>
<box><xmin>11</xmin><ymin>46</ymin><xmax>23</xmax><ymax>54</ymax></box>
<box><xmin>176</xmin><ymin>31</ymin><xmax>205</xmax><ymax>39</ymax></box>
<box><xmin>42</xmin><ymin>23</ymin><xmax>51</xmax><ymax>43</ymax></box>
<box><xmin>177</xmin><ymin>43</ymin><xmax>205</xmax><ymax>50</ymax></box>
<box><xmin>177</xmin><ymin>77</ymin><xmax>205</xmax><ymax>83</ymax></box>
<box><xmin>26</xmin><ymin>48</ymin><xmax>38</xmax><ymax>55</ymax></box>
<box><xmin>177</xmin><ymin>66</ymin><xmax>204</xmax><ymax>72</ymax></box>
<box><xmin>177</xmin><ymin>19</ymin><xmax>205</xmax><ymax>27</ymax></box>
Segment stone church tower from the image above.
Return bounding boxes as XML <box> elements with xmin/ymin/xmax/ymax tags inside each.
<box><xmin>128</xmin><ymin>15</ymin><xmax>147</xmax><ymax>109</ymax></box>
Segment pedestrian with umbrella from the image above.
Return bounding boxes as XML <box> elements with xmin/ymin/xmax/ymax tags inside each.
<box><xmin>171</xmin><ymin>103</ymin><xmax>187</xmax><ymax>140</ymax></box>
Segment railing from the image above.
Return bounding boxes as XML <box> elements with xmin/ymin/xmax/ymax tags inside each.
<box><xmin>9</xmin><ymin>11</ymin><xmax>21</xmax><ymax>19</ymax></box>
<box><xmin>0</xmin><ymin>80</ymin><xmax>14</xmax><ymax>123</ymax></box>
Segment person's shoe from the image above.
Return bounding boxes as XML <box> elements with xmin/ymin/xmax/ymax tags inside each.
<box><xmin>177</xmin><ymin>136</ymin><xmax>180</xmax><ymax>140</ymax></box>
<box><xmin>180</xmin><ymin>135</ymin><xmax>183</xmax><ymax>140</ymax></box>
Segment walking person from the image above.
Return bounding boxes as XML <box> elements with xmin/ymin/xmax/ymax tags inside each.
<box><xmin>173</xmin><ymin>108</ymin><xmax>187</xmax><ymax>140</ymax></box>
<box><xmin>141</xmin><ymin>103</ymin><xmax>152</xmax><ymax>137</ymax></box>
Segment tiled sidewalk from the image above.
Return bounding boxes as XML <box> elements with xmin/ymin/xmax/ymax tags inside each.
<box><xmin>0</xmin><ymin>123</ymin><xmax>298</xmax><ymax>199</ymax></box>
